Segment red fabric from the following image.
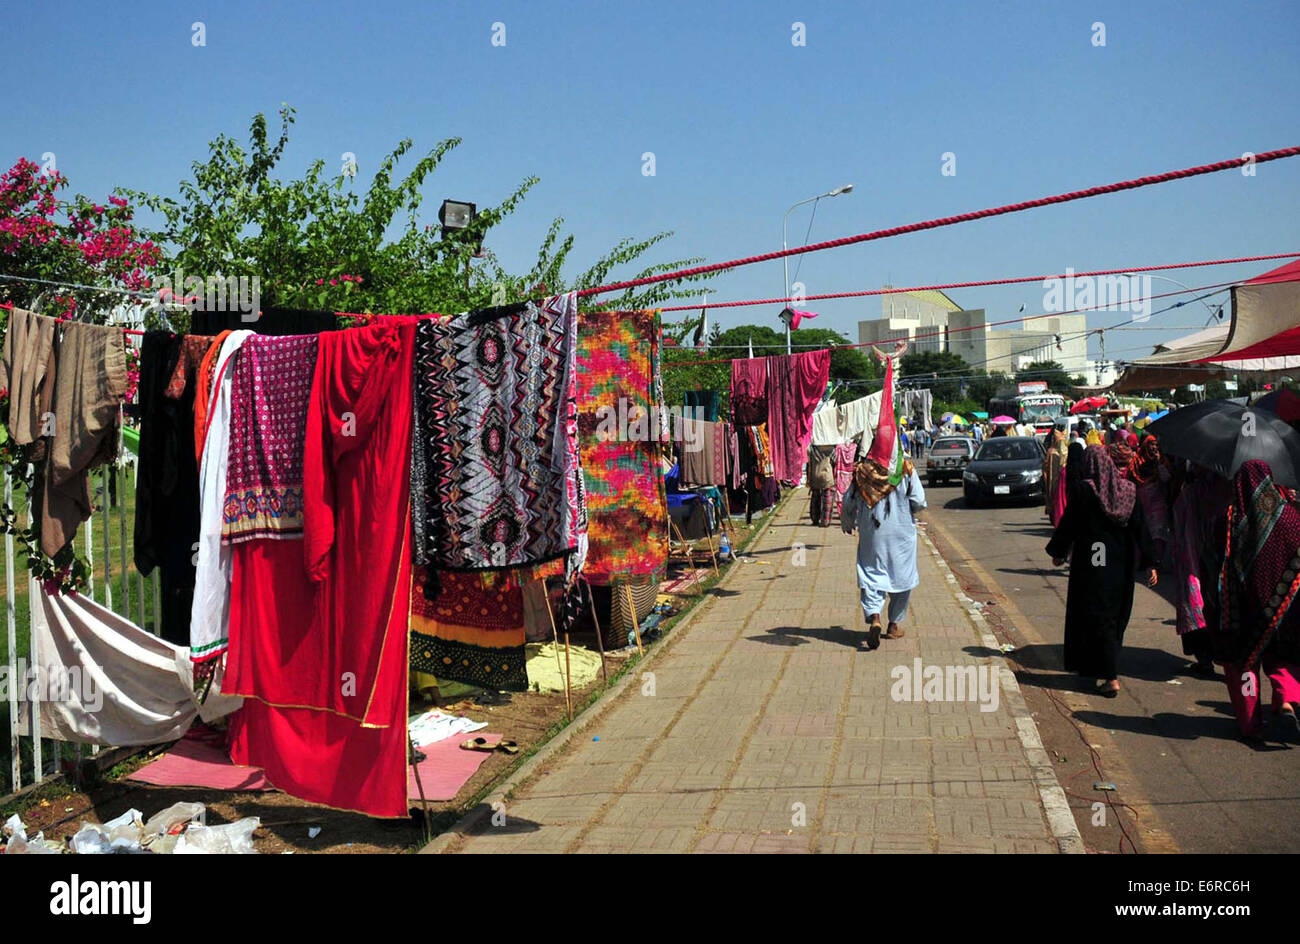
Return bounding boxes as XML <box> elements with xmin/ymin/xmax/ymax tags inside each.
<box><xmin>766</xmin><ymin>350</ymin><xmax>831</xmax><ymax>482</ymax></box>
<box><xmin>866</xmin><ymin>355</ymin><xmax>897</xmax><ymax>468</ymax></box>
<box><xmin>730</xmin><ymin>357</ymin><xmax>768</xmax><ymax>426</ymax></box>
<box><xmin>225</xmin><ymin>321</ymin><xmax>416</xmax><ymax>818</ymax></box>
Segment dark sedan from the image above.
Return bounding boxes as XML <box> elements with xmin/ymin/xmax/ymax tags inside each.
<box><xmin>961</xmin><ymin>436</ymin><xmax>1045</xmax><ymax>505</ymax></box>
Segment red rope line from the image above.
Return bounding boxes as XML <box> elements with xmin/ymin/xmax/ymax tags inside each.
<box><xmin>579</xmin><ymin>146</ymin><xmax>1300</xmax><ymax>298</ymax></box>
<box><xmin>655</xmin><ymin>252</ymin><xmax>1300</xmax><ymax>312</ymax></box>
<box><xmin>665</xmin><ymin>279</ymin><xmax>1242</xmax><ymax>367</ymax></box>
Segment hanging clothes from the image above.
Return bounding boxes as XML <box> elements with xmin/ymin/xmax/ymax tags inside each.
<box><xmin>811</xmin><ymin>391</ymin><xmax>882</xmax><ymax>447</ymax></box>
<box><xmin>577</xmin><ymin>309</ymin><xmax>668</xmax><ymax>583</ymax></box>
<box><xmin>189</xmin><ymin>330</ymin><xmax>253</xmax><ymax>666</ymax></box>
<box><xmin>411</xmin><ymin>294</ymin><xmax>582</xmax><ymax>572</ymax></box>
<box><xmin>134</xmin><ymin>332</ymin><xmax>208</xmax><ymax>645</ymax></box>
<box><xmin>226</xmin><ymin>320</ymin><xmax>415</xmax><ymax>818</ymax></box>
<box><xmin>0</xmin><ymin>307</ymin><xmax>57</xmax><ymax>447</ymax></box>
<box><xmin>221</xmin><ymin>334</ymin><xmax>317</xmax><ymax>542</ymax></box>
<box><xmin>899</xmin><ymin>389</ymin><xmax>934</xmax><ymax>435</ymax></box>
<box><xmin>766</xmin><ymin>349</ymin><xmax>831</xmax><ymax>483</ymax></box>
<box><xmin>730</xmin><ymin>357</ymin><xmax>768</xmax><ymax>427</ymax></box>
<box><xmin>39</xmin><ymin>322</ymin><xmax>127</xmax><ymax>556</ymax></box>
<box><xmin>28</xmin><ymin>588</ymin><xmax>198</xmax><ymax>746</ymax></box>
<box><xmin>833</xmin><ymin>442</ymin><xmax>856</xmax><ymax>514</ymax></box>
<box><xmin>676</xmin><ymin>415</ymin><xmax>712</xmax><ymax>486</ymax></box>
<box><xmin>683</xmin><ymin>389</ymin><xmax>720</xmax><ymax>421</ymax></box>
<box><xmin>409</xmin><ymin>568</ymin><xmax>528</xmax><ymax>690</ymax></box>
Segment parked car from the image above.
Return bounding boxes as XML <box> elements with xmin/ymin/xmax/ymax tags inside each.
<box><xmin>961</xmin><ymin>436</ymin><xmax>1046</xmax><ymax>505</ymax></box>
<box><xmin>925</xmin><ymin>436</ymin><xmax>976</xmax><ymax>486</ymax></box>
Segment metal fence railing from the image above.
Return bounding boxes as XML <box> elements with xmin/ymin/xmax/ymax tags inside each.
<box><xmin>2</xmin><ymin>454</ymin><xmax>158</xmax><ymax>798</ymax></box>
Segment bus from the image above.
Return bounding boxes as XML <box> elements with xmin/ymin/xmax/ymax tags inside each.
<box><xmin>987</xmin><ymin>381</ymin><xmax>1068</xmax><ymax>435</ymax></box>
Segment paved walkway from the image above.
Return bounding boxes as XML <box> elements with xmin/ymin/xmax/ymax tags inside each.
<box><xmin>437</xmin><ymin>491</ymin><xmax>1077</xmax><ymax>853</ymax></box>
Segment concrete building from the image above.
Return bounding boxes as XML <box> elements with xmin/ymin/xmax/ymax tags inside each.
<box><xmin>858</xmin><ymin>289</ymin><xmax>1090</xmax><ymax>377</ymax></box>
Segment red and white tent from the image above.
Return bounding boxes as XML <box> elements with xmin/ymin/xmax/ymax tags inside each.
<box><xmin>1114</xmin><ymin>259</ymin><xmax>1300</xmax><ymax>391</ymax></box>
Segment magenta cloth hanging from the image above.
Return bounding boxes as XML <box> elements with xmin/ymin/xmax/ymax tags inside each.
<box><xmin>865</xmin><ymin>354</ymin><xmax>897</xmax><ymax>468</ymax></box>
<box><xmin>766</xmin><ymin>349</ymin><xmax>831</xmax><ymax>482</ymax></box>
<box><xmin>730</xmin><ymin>356</ymin><xmax>769</xmax><ymax>426</ymax></box>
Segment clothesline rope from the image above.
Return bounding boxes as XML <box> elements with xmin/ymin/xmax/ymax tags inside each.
<box><xmin>654</xmin><ymin>252</ymin><xmax>1300</xmax><ymax>312</ymax></box>
<box><xmin>665</xmin><ymin>278</ymin><xmax>1240</xmax><ymax>367</ymax></box>
<box><xmin>577</xmin><ymin>146</ymin><xmax>1300</xmax><ymax>297</ymax></box>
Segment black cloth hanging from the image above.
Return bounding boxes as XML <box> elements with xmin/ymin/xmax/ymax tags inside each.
<box><xmin>133</xmin><ymin>332</ymin><xmax>201</xmax><ymax>644</ymax></box>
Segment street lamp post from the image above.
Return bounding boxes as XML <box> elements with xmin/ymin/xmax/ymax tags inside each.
<box><xmin>782</xmin><ymin>185</ymin><xmax>853</xmax><ymax>355</ymax></box>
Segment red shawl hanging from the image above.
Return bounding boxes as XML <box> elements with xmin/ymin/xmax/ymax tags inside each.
<box><xmin>226</xmin><ymin>321</ymin><xmax>415</xmax><ymax>818</ymax></box>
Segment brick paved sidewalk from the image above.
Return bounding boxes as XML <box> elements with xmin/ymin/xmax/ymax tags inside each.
<box><xmin>435</xmin><ymin>491</ymin><xmax>1078</xmax><ymax>854</ymax></box>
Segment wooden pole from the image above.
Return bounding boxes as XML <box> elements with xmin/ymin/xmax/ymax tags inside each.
<box><xmin>623</xmin><ymin>583</ymin><xmax>644</xmax><ymax>656</ymax></box>
<box><xmin>541</xmin><ymin>589</ymin><xmax>571</xmax><ymax>720</ymax></box>
<box><xmin>584</xmin><ymin>583</ymin><xmax>610</xmax><ymax>686</ymax></box>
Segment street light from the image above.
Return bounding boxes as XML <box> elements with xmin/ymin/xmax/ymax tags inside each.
<box><xmin>782</xmin><ymin>185</ymin><xmax>853</xmax><ymax>354</ymax></box>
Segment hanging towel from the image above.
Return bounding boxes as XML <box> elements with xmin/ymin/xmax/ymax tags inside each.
<box><xmin>40</xmin><ymin>322</ymin><xmax>127</xmax><ymax>556</ymax></box>
<box><xmin>0</xmin><ymin>307</ymin><xmax>57</xmax><ymax>447</ymax></box>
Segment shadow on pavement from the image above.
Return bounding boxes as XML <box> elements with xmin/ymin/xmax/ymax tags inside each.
<box><xmin>747</xmin><ymin>625</ymin><xmax>862</xmax><ymax>650</ymax></box>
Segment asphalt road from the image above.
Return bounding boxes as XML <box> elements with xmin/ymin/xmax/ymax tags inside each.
<box><xmin>920</xmin><ymin>474</ymin><xmax>1300</xmax><ymax>854</ymax></box>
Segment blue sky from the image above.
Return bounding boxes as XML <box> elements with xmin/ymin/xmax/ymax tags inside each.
<box><xmin>3</xmin><ymin>0</ymin><xmax>1298</xmax><ymax>366</ymax></box>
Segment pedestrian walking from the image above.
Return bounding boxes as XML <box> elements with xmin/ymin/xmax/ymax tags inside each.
<box><xmin>807</xmin><ymin>443</ymin><xmax>836</xmax><ymax>527</ymax></box>
<box><xmin>1046</xmin><ymin>444</ymin><xmax>1157</xmax><ymax>696</ymax></box>
<box><xmin>1213</xmin><ymin>460</ymin><xmax>1300</xmax><ymax>741</ymax></box>
<box><xmin>841</xmin><ymin>455</ymin><xmax>927</xmax><ymax>650</ymax></box>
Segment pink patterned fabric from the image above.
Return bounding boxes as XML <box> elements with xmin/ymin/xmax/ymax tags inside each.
<box><xmin>767</xmin><ymin>349</ymin><xmax>832</xmax><ymax>482</ymax></box>
<box><xmin>834</xmin><ymin>442</ymin><xmax>856</xmax><ymax>512</ymax></box>
<box><xmin>730</xmin><ymin>357</ymin><xmax>768</xmax><ymax>426</ymax></box>
<box><xmin>222</xmin><ymin>334</ymin><xmax>318</xmax><ymax>542</ymax></box>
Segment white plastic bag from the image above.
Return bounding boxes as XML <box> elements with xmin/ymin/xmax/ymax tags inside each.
<box><xmin>173</xmin><ymin>817</ymin><xmax>259</xmax><ymax>855</ymax></box>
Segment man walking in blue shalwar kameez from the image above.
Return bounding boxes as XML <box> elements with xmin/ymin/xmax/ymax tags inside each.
<box><xmin>842</xmin><ymin>342</ymin><xmax>926</xmax><ymax>650</ymax></box>
<box><xmin>841</xmin><ymin>455</ymin><xmax>926</xmax><ymax>649</ymax></box>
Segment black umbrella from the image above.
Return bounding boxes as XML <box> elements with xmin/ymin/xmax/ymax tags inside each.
<box><xmin>1147</xmin><ymin>399</ymin><xmax>1300</xmax><ymax>488</ymax></box>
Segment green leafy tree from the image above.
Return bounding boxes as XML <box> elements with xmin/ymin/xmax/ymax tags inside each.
<box><xmin>122</xmin><ymin>107</ymin><xmax>711</xmax><ymax>325</ymax></box>
<box><xmin>1015</xmin><ymin>360</ymin><xmax>1072</xmax><ymax>392</ymax></box>
<box><xmin>965</xmin><ymin>369</ymin><xmax>1011</xmax><ymax>408</ymax></box>
<box><xmin>899</xmin><ymin>350</ymin><xmax>968</xmax><ymax>401</ymax></box>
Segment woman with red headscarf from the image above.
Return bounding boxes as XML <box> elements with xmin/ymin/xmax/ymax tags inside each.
<box><xmin>1047</xmin><ymin>445</ymin><xmax>1158</xmax><ymax>696</ymax></box>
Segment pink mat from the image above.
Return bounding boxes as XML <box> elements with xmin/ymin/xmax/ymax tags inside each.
<box><xmin>129</xmin><ymin>730</ymin><xmax>501</xmax><ymax>803</ymax></box>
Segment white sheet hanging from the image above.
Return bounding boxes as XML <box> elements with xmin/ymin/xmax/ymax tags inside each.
<box><xmin>29</xmin><ymin>589</ymin><xmax>200</xmax><ymax>746</ymax></box>
<box><xmin>811</xmin><ymin>391</ymin><xmax>882</xmax><ymax>446</ymax></box>
<box><xmin>189</xmin><ymin>330</ymin><xmax>253</xmax><ymax>667</ymax></box>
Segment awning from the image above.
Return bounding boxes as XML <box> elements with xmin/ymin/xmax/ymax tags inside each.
<box><xmin>1113</xmin><ymin>260</ymin><xmax>1300</xmax><ymax>392</ymax></box>
<box><xmin>1194</xmin><ymin>259</ymin><xmax>1300</xmax><ymax>362</ymax></box>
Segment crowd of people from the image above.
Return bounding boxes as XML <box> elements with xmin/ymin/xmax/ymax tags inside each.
<box><xmin>816</xmin><ymin>397</ymin><xmax>1300</xmax><ymax>746</ymax></box>
<box><xmin>1041</xmin><ymin>415</ymin><xmax>1300</xmax><ymax>742</ymax></box>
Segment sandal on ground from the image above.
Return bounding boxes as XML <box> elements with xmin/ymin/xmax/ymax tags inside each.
<box><xmin>1095</xmin><ymin>679</ymin><xmax>1120</xmax><ymax>698</ymax></box>
<box><xmin>885</xmin><ymin>623</ymin><xmax>905</xmax><ymax>640</ymax></box>
<box><xmin>866</xmin><ymin>617</ymin><xmax>882</xmax><ymax>651</ymax></box>
<box><xmin>1279</xmin><ymin>703</ymin><xmax>1300</xmax><ymax>737</ymax></box>
<box><xmin>459</xmin><ymin>737</ymin><xmax>495</xmax><ymax>752</ymax></box>
<box><xmin>496</xmin><ymin>740</ymin><xmax>520</xmax><ymax>755</ymax></box>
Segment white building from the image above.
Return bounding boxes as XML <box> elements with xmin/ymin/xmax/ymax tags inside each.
<box><xmin>858</xmin><ymin>289</ymin><xmax>1089</xmax><ymax>377</ymax></box>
